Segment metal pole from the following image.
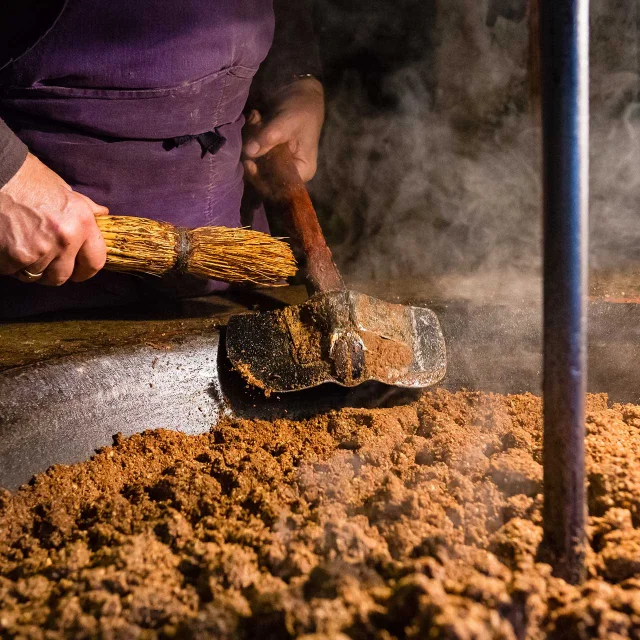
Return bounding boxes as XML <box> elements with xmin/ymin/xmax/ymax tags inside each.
<box><xmin>540</xmin><ymin>0</ymin><xmax>589</xmax><ymax>584</ymax></box>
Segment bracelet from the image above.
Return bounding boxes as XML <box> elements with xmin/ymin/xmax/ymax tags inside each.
<box><xmin>292</xmin><ymin>73</ymin><xmax>321</xmax><ymax>82</ymax></box>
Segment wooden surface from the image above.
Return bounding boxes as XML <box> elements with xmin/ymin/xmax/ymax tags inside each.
<box><xmin>2</xmin><ymin>270</ymin><xmax>640</xmax><ymax>390</ymax></box>
<box><xmin>0</xmin><ymin>286</ymin><xmax>307</xmax><ymax>372</ymax></box>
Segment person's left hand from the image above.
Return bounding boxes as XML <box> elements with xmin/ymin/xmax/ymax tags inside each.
<box><xmin>243</xmin><ymin>77</ymin><xmax>325</xmax><ymax>184</ymax></box>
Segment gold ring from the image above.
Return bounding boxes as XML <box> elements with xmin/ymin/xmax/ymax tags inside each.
<box><xmin>21</xmin><ymin>269</ymin><xmax>44</xmax><ymax>281</ymax></box>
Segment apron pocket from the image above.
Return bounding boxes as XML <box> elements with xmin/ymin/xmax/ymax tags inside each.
<box><xmin>0</xmin><ymin>66</ymin><xmax>256</xmax><ymax>139</ymax></box>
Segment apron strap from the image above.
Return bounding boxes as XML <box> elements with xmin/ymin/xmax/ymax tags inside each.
<box><xmin>163</xmin><ymin>129</ymin><xmax>227</xmax><ymax>158</ymax></box>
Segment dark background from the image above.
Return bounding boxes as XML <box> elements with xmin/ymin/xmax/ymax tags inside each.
<box><xmin>305</xmin><ymin>0</ymin><xmax>640</xmax><ymax>291</ymax></box>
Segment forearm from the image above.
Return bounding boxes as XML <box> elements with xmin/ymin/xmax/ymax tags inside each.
<box><xmin>0</xmin><ymin>119</ymin><xmax>28</xmax><ymax>189</ymax></box>
<box><xmin>250</xmin><ymin>0</ymin><xmax>322</xmax><ymax>108</ymax></box>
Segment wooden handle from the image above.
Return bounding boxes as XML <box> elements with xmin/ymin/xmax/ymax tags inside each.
<box><xmin>256</xmin><ymin>145</ymin><xmax>344</xmax><ymax>294</ymax></box>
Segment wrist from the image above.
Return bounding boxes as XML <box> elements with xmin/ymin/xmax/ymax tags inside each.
<box><xmin>268</xmin><ymin>76</ymin><xmax>324</xmax><ymax>108</ymax></box>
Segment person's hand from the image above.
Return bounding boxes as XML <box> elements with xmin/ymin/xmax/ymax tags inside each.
<box><xmin>243</xmin><ymin>77</ymin><xmax>325</xmax><ymax>184</ymax></box>
<box><xmin>0</xmin><ymin>152</ymin><xmax>108</xmax><ymax>285</ymax></box>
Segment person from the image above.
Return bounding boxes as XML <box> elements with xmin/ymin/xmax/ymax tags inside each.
<box><xmin>0</xmin><ymin>0</ymin><xmax>325</xmax><ymax>317</ymax></box>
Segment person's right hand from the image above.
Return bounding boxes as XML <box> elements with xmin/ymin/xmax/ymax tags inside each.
<box><xmin>0</xmin><ymin>152</ymin><xmax>108</xmax><ymax>286</ymax></box>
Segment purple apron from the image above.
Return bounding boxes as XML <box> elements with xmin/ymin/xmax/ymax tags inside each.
<box><xmin>0</xmin><ymin>0</ymin><xmax>274</xmax><ymax>317</ymax></box>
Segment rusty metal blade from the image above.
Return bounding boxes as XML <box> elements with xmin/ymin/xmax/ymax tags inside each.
<box><xmin>225</xmin><ymin>291</ymin><xmax>447</xmax><ymax>393</ymax></box>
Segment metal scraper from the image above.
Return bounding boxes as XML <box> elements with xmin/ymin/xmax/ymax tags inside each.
<box><xmin>226</xmin><ymin>145</ymin><xmax>446</xmax><ymax>394</ymax></box>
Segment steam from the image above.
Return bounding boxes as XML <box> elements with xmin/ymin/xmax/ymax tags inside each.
<box><xmin>310</xmin><ymin>0</ymin><xmax>640</xmax><ymax>299</ymax></box>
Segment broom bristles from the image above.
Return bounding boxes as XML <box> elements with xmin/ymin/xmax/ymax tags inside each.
<box><xmin>187</xmin><ymin>226</ymin><xmax>296</xmax><ymax>285</ymax></box>
<box><xmin>96</xmin><ymin>215</ymin><xmax>297</xmax><ymax>286</ymax></box>
<box><xmin>97</xmin><ymin>216</ymin><xmax>178</xmax><ymax>276</ymax></box>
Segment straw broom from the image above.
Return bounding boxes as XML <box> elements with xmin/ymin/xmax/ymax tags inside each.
<box><xmin>96</xmin><ymin>216</ymin><xmax>297</xmax><ymax>286</ymax></box>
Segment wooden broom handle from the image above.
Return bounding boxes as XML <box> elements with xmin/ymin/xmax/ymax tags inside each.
<box><xmin>256</xmin><ymin>145</ymin><xmax>345</xmax><ymax>294</ymax></box>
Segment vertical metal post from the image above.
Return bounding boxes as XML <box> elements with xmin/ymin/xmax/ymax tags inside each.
<box><xmin>539</xmin><ymin>0</ymin><xmax>589</xmax><ymax>584</ymax></box>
